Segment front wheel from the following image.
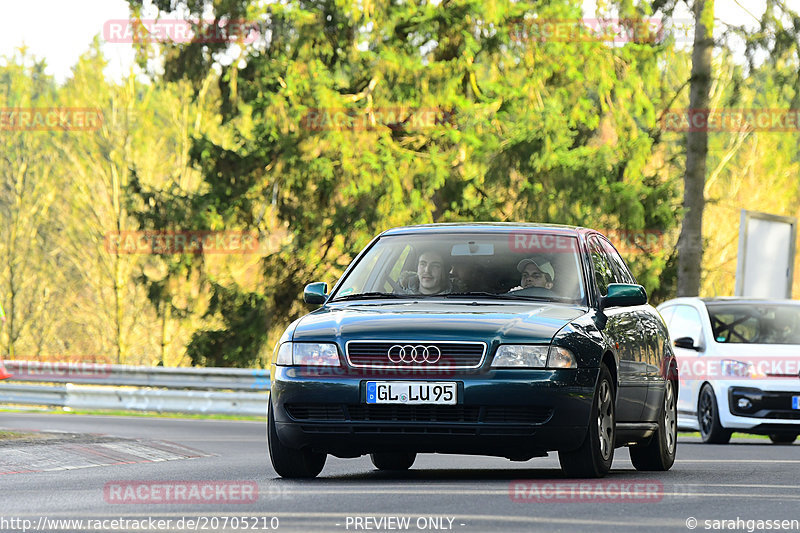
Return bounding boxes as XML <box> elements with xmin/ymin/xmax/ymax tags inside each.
<box><xmin>629</xmin><ymin>377</ymin><xmax>677</xmax><ymax>471</ymax></box>
<box><xmin>558</xmin><ymin>363</ymin><xmax>615</xmax><ymax>478</ymax></box>
<box><xmin>370</xmin><ymin>452</ymin><xmax>416</xmax><ymax>471</ymax></box>
<box><xmin>268</xmin><ymin>403</ymin><xmax>326</xmax><ymax>478</ymax></box>
<box><xmin>698</xmin><ymin>384</ymin><xmax>732</xmax><ymax>444</ymax></box>
<box><xmin>768</xmin><ymin>433</ymin><xmax>797</xmax><ymax>444</ymax></box>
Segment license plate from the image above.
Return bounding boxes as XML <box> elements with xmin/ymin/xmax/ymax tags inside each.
<box><xmin>793</xmin><ymin>396</ymin><xmax>800</xmax><ymax>410</ymax></box>
<box><xmin>366</xmin><ymin>381</ymin><xmax>457</xmax><ymax>405</ymax></box>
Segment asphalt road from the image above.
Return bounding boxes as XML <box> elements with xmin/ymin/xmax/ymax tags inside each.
<box><xmin>1</xmin><ymin>412</ymin><xmax>798</xmax><ymax>533</ymax></box>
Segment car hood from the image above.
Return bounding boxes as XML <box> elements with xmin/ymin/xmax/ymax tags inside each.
<box><xmin>291</xmin><ymin>301</ymin><xmax>588</xmax><ymax>345</ymax></box>
<box><xmin>705</xmin><ymin>342</ymin><xmax>800</xmax><ymax>358</ymax></box>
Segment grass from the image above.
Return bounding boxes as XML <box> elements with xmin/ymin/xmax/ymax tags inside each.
<box><xmin>0</xmin><ymin>430</ymin><xmax>54</xmax><ymax>441</ymax></box>
<box><xmin>679</xmin><ymin>431</ymin><xmax>773</xmax><ymax>441</ymax></box>
<box><xmin>0</xmin><ymin>406</ymin><xmax>264</xmax><ymax>422</ymax></box>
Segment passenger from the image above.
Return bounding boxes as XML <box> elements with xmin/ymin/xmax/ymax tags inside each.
<box><xmin>509</xmin><ymin>258</ymin><xmax>555</xmax><ymax>292</ymax></box>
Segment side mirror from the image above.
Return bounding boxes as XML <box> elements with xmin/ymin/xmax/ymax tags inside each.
<box><xmin>303</xmin><ymin>282</ymin><xmax>328</xmax><ymax>304</ymax></box>
<box><xmin>599</xmin><ymin>283</ymin><xmax>647</xmax><ymax>311</ymax></box>
<box><xmin>673</xmin><ymin>336</ymin><xmax>701</xmax><ymax>351</ymax></box>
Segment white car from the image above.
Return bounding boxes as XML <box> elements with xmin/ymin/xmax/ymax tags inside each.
<box><xmin>657</xmin><ymin>298</ymin><xmax>800</xmax><ymax>444</ymax></box>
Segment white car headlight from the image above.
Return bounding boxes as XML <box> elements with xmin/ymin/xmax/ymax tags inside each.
<box><xmin>721</xmin><ymin>359</ymin><xmax>763</xmax><ymax>378</ymax></box>
<box><xmin>491</xmin><ymin>345</ymin><xmax>576</xmax><ymax>369</ymax></box>
<box><xmin>275</xmin><ymin>342</ymin><xmax>340</xmax><ymax>366</ymax></box>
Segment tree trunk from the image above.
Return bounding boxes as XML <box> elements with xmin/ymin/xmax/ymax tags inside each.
<box><xmin>678</xmin><ymin>0</ymin><xmax>715</xmax><ymax>297</ymax></box>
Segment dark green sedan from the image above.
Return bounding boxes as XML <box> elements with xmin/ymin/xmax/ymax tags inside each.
<box><xmin>268</xmin><ymin>223</ymin><xmax>677</xmax><ymax>478</ymax></box>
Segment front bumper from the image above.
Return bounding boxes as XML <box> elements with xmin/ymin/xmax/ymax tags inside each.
<box><xmin>715</xmin><ymin>379</ymin><xmax>800</xmax><ymax>431</ymax></box>
<box><xmin>270</xmin><ymin>366</ymin><xmax>599</xmax><ymax>459</ymax></box>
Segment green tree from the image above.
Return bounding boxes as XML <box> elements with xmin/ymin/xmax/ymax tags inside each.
<box><xmin>0</xmin><ymin>49</ymin><xmax>61</xmax><ymax>358</ymax></box>
<box><xmin>125</xmin><ymin>0</ymin><xmax>684</xmax><ymax>364</ymax></box>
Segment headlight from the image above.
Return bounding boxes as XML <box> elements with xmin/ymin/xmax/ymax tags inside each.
<box><xmin>721</xmin><ymin>359</ymin><xmax>763</xmax><ymax>378</ymax></box>
<box><xmin>274</xmin><ymin>342</ymin><xmax>340</xmax><ymax>366</ymax></box>
<box><xmin>547</xmin><ymin>346</ymin><xmax>576</xmax><ymax>368</ymax></box>
<box><xmin>492</xmin><ymin>345</ymin><xmax>548</xmax><ymax>368</ymax></box>
<box><xmin>491</xmin><ymin>345</ymin><xmax>576</xmax><ymax>369</ymax></box>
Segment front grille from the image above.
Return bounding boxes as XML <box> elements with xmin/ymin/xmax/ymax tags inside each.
<box><xmin>348</xmin><ymin>405</ymin><xmax>481</xmax><ymax>423</ymax></box>
<box><xmin>285</xmin><ymin>403</ymin><xmax>553</xmax><ymax>426</ymax></box>
<box><xmin>285</xmin><ymin>404</ymin><xmax>346</xmax><ymax>421</ymax></box>
<box><xmin>729</xmin><ymin>389</ymin><xmax>800</xmax><ymax>419</ymax></box>
<box><xmin>346</xmin><ymin>341</ymin><xmax>486</xmax><ymax>369</ymax></box>
<box><xmin>764</xmin><ymin>411</ymin><xmax>800</xmax><ymax>420</ymax></box>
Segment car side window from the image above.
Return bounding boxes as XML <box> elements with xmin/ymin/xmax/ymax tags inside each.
<box><xmin>599</xmin><ymin>237</ymin><xmax>636</xmax><ymax>284</ymax></box>
<box><xmin>659</xmin><ymin>306</ymin><xmax>676</xmax><ymax>327</ymax></box>
<box><xmin>587</xmin><ymin>236</ymin><xmax>614</xmax><ymax>296</ymax></box>
<box><xmin>669</xmin><ymin>305</ymin><xmax>703</xmax><ymax>344</ymax></box>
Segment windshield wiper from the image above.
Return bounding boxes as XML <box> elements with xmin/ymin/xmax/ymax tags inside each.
<box><xmin>444</xmin><ymin>292</ymin><xmax>535</xmax><ymax>300</ymax></box>
<box><xmin>332</xmin><ymin>292</ymin><xmax>404</xmax><ymax>301</ymax></box>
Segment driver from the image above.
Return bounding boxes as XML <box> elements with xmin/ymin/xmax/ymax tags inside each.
<box><xmin>399</xmin><ymin>250</ymin><xmax>452</xmax><ymax>295</ymax></box>
<box><xmin>510</xmin><ymin>258</ymin><xmax>555</xmax><ymax>292</ymax></box>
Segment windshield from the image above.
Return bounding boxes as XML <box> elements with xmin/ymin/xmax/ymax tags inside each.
<box><xmin>707</xmin><ymin>303</ymin><xmax>800</xmax><ymax>344</ymax></box>
<box><xmin>330</xmin><ymin>232</ymin><xmax>586</xmax><ymax>303</ymax></box>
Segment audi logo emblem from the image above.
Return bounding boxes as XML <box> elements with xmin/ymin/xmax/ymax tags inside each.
<box><xmin>387</xmin><ymin>344</ymin><xmax>442</xmax><ymax>364</ymax></box>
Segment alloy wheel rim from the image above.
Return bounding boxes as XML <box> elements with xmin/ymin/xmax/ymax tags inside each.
<box><xmin>597</xmin><ymin>380</ymin><xmax>613</xmax><ymax>460</ymax></box>
<box><xmin>699</xmin><ymin>390</ymin><xmax>712</xmax><ymax>435</ymax></box>
<box><xmin>664</xmin><ymin>380</ymin><xmax>677</xmax><ymax>454</ymax></box>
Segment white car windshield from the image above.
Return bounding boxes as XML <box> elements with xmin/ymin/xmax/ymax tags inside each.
<box><xmin>330</xmin><ymin>232</ymin><xmax>586</xmax><ymax>303</ymax></box>
<box><xmin>708</xmin><ymin>303</ymin><xmax>800</xmax><ymax>344</ymax></box>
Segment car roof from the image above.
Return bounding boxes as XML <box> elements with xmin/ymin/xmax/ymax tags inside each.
<box><xmin>659</xmin><ymin>297</ymin><xmax>800</xmax><ymax>307</ymax></box>
<box><xmin>380</xmin><ymin>222</ymin><xmax>595</xmax><ymax>237</ymax></box>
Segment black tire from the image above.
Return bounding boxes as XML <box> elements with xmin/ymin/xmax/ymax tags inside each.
<box><xmin>698</xmin><ymin>384</ymin><xmax>732</xmax><ymax>444</ymax></box>
<box><xmin>768</xmin><ymin>433</ymin><xmax>797</xmax><ymax>444</ymax></box>
<box><xmin>558</xmin><ymin>363</ymin><xmax>615</xmax><ymax>478</ymax></box>
<box><xmin>630</xmin><ymin>377</ymin><xmax>678</xmax><ymax>471</ymax></box>
<box><xmin>370</xmin><ymin>452</ymin><xmax>416</xmax><ymax>471</ymax></box>
<box><xmin>268</xmin><ymin>402</ymin><xmax>326</xmax><ymax>478</ymax></box>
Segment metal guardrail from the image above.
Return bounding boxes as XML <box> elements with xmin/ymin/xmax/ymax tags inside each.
<box><xmin>0</xmin><ymin>361</ymin><xmax>270</xmax><ymax>416</ymax></box>
<box><xmin>1</xmin><ymin>360</ymin><xmax>271</xmax><ymax>390</ymax></box>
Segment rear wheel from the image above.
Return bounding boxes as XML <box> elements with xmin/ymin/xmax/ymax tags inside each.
<box><xmin>558</xmin><ymin>363</ymin><xmax>615</xmax><ymax>478</ymax></box>
<box><xmin>768</xmin><ymin>433</ymin><xmax>797</xmax><ymax>444</ymax></box>
<box><xmin>370</xmin><ymin>452</ymin><xmax>416</xmax><ymax>471</ymax></box>
<box><xmin>268</xmin><ymin>403</ymin><xmax>326</xmax><ymax>478</ymax></box>
<box><xmin>630</xmin><ymin>377</ymin><xmax>677</xmax><ymax>471</ymax></box>
<box><xmin>698</xmin><ymin>384</ymin><xmax>732</xmax><ymax>444</ymax></box>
